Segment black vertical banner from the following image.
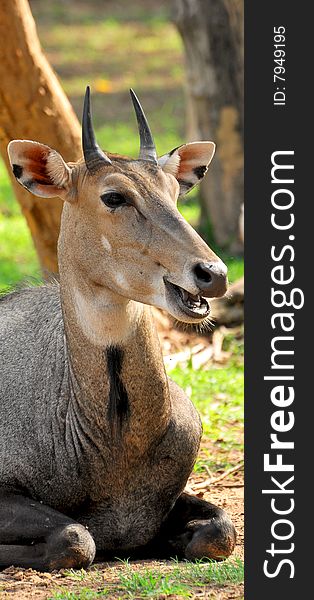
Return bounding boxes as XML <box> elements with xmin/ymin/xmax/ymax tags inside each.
<box><xmin>245</xmin><ymin>1</ymin><xmax>312</xmax><ymax>598</ymax></box>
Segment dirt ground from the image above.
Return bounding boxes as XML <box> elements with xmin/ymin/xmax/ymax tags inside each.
<box><xmin>0</xmin><ymin>448</ymin><xmax>244</xmax><ymax>600</ymax></box>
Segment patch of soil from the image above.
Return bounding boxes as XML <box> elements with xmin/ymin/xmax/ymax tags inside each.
<box><xmin>188</xmin><ymin>447</ymin><xmax>244</xmax><ymax>563</ymax></box>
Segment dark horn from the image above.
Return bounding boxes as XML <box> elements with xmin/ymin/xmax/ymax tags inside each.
<box><xmin>130</xmin><ymin>89</ymin><xmax>157</xmax><ymax>164</ymax></box>
<box><xmin>82</xmin><ymin>86</ymin><xmax>112</xmax><ymax>172</ymax></box>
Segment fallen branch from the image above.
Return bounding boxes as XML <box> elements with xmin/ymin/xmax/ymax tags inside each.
<box><xmin>215</xmin><ymin>483</ymin><xmax>244</xmax><ymax>488</ymax></box>
<box><xmin>192</xmin><ymin>461</ymin><xmax>244</xmax><ymax>490</ymax></box>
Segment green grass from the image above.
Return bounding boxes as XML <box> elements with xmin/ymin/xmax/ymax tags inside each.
<box><xmin>173</xmin><ymin>557</ymin><xmax>244</xmax><ymax>585</ymax></box>
<box><xmin>0</xmin><ymin>214</ymin><xmax>40</xmax><ymax>290</ymax></box>
<box><xmin>118</xmin><ymin>568</ymin><xmax>191</xmax><ymax>598</ymax></box>
<box><xmin>62</xmin><ymin>569</ymin><xmax>94</xmax><ymax>582</ymax></box>
<box><xmin>117</xmin><ymin>559</ymin><xmax>244</xmax><ymax>595</ymax></box>
<box><xmin>52</xmin><ymin>558</ymin><xmax>244</xmax><ymax>599</ymax></box>
<box><xmin>51</xmin><ymin>590</ymin><xmax>108</xmax><ymax>600</ymax></box>
<box><xmin>222</xmin><ymin>254</ymin><xmax>244</xmax><ymax>284</ymax></box>
<box><xmin>168</xmin><ymin>362</ymin><xmax>243</xmax><ymax>451</ymax></box>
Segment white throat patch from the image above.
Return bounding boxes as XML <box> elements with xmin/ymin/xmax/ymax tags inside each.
<box><xmin>73</xmin><ymin>287</ymin><xmax>143</xmax><ymax>347</ymax></box>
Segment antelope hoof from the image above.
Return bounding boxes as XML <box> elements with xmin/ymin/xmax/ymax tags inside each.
<box><xmin>47</xmin><ymin>524</ymin><xmax>96</xmax><ymax>571</ymax></box>
<box><xmin>184</xmin><ymin>517</ymin><xmax>236</xmax><ymax>561</ymax></box>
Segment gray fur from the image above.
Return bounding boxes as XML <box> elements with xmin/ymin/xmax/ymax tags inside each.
<box><xmin>0</xmin><ymin>284</ymin><xmax>203</xmax><ymax>553</ymax></box>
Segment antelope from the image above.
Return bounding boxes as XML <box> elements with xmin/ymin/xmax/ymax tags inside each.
<box><xmin>0</xmin><ymin>88</ymin><xmax>236</xmax><ymax>571</ymax></box>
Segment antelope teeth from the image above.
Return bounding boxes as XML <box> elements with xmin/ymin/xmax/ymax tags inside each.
<box><xmin>180</xmin><ymin>288</ymin><xmax>202</xmax><ymax>308</ymax></box>
<box><xmin>164</xmin><ymin>278</ymin><xmax>210</xmax><ymax>319</ymax></box>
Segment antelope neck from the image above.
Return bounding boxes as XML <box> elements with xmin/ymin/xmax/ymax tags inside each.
<box><xmin>59</xmin><ymin>270</ymin><xmax>172</xmax><ymax>445</ymax></box>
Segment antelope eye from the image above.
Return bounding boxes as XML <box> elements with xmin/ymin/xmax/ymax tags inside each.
<box><xmin>100</xmin><ymin>192</ymin><xmax>126</xmax><ymax>208</ymax></box>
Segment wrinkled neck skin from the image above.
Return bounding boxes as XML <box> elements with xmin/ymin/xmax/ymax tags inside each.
<box><xmin>58</xmin><ymin>239</ymin><xmax>171</xmax><ymax>452</ymax></box>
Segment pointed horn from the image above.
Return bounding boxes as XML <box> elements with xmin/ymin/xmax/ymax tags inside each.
<box><xmin>130</xmin><ymin>89</ymin><xmax>157</xmax><ymax>164</ymax></box>
<box><xmin>82</xmin><ymin>86</ymin><xmax>112</xmax><ymax>172</ymax></box>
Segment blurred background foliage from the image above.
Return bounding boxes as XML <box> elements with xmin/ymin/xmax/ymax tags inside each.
<box><xmin>0</xmin><ymin>0</ymin><xmax>243</xmax><ymax>291</ymax></box>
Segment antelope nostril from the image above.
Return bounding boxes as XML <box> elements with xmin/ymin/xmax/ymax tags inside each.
<box><xmin>193</xmin><ymin>261</ymin><xmax>228</xmax><ymax>298</ymax></box>
<box><xmin>193</xmin><ymin>263</ymin><xmax>213</xmax><ymax>284</ymax></box>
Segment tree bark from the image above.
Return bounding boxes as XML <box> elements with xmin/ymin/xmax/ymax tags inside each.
<box><xmin>0</xmin><ymin>0</ymin><xmax>82</xmax><ymax>274</ymax></box>
<box><xmin>174</xmin><ymin>0</ymin><xmax>244</xmax><ymax>251</ymax></box>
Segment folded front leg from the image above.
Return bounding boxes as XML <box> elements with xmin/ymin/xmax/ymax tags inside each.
<box><xmin>157</xmin><ymin>492</ymin><xmax>236</xmax><ymax>560</ymax></box>
<box><xmin>0</xmin><ymin>491</ymin><xmax>96</xmax><ymax>571</ymax></box>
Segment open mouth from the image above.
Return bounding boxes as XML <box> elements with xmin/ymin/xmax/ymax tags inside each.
<box><xmin>164</xmin><ymin>279</ymin><xmax>210</xmax><ymax>320</ymax></box>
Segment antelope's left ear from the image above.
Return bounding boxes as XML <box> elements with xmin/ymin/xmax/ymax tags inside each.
<box><xmin>158</xmin><ymin>141</ymin><xmax>215</xmax><ymax>196</ymax></box>
<box><xmin>7</xmin><ymin>140</ymin><xmax>74</xmax><ymax>201</ymax></box>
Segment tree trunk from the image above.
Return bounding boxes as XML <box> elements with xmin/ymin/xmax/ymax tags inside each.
<box><xmin>0</xmin><ymin>0</ymin><xmax>82</xmax><ymax>274</ymax></box>
<box><xmin>174</xmin><ymin>0</ymin><xmax>244</xmax><ymax>251</ymax></box>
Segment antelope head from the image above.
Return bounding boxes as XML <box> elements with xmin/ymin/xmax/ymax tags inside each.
<box><xmin>8</xmin><ymin>87</ymin><xmax>227</xmax><ymax>325</ymax></box>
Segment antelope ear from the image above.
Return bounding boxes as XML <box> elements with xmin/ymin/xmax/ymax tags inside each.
<box><xmin>158</xmin><ymin>141</ymin><xmax>215</xmax><ymax>196</ymax></box>
<box><xmin>7</xmin><ymin>140</ymin><xmax>73</xmax><ymax>200</ymax></box>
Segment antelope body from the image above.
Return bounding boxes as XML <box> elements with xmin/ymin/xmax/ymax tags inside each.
<box><xmin>0</xmin><ymin>89</ymin><xmax>235</xmax><ymax>570</ymax></box>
